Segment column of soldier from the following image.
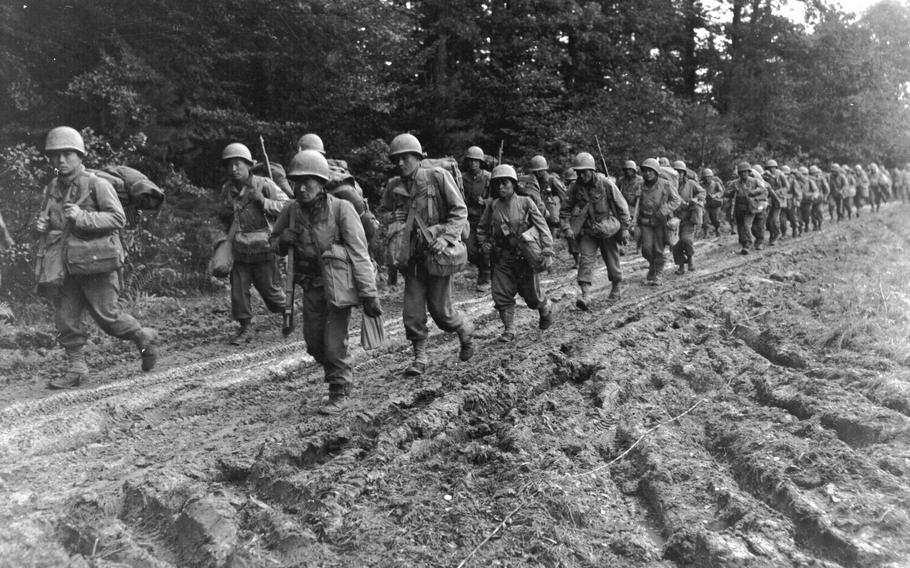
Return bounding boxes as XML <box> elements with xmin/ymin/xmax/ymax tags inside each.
<box><xmin>34</xmin><ymin>125</ymin><xmax>910</xmax><ymax>414</ymax></box>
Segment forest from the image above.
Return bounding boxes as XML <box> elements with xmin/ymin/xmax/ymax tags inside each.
<box><xmin>1</xmin><ymin>0</ymin><xmax>909</xmax><ymax>301</ymax></box>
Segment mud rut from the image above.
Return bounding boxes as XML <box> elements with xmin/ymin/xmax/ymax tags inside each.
<box><xmin>2</xmin><ymin>206</ymin><xmax>910</xmax><ymax>567</ymax></box>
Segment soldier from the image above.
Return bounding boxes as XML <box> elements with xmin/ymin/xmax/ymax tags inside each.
<box><xmin>808</xmin><ymin>165</ymin><xmax>829</xmax><ymax>229</ymax></box>
<box><xmin>778</xmin><ymin>165</ymin><xmax>799</xmax><ymax>237</ymax></box>
<box><xmin>828</xmin><ymin>164</ymin><xmax>846</xmax><ymax>221</ymax></box>
<box><xmin>867</xmin><ymin>163</ymin><xmax>890</xmax><ymax>213</ymax></box>
<box><xmin>35</xmin><ymin>127</ymin><xmax>158</xmax><ymax>389</ymax></box>
<box><xmin>618</xmin><ymin>161</ymin><xmax>643</xmax><ymax>246</ymax></box>
<box><xmin>725</xmin><ymin>161</ymin><xmax>768</xmax><ymax>254</ymax></box>
<box><xmin>560</xmin><ymin>166</ymin><xmax>581</xmax><ymax>267</ymax></box>
<box><xmin>380</xmin><ymin>133</ymin><xmax>475</xmax><ymax>376</ymax></box>
<box><xmin>476</xmin><ymin>165</ymin><xmax>554</xmax><ymax>341</ymax></box>
<box><xmin>218</xmin><ymin>142</ymin><xmax>289</xmax><ymax>345</ymax></box>
<box><xmin>671</xmin><ymin>160</ymin><xmax>705</xmax><ymax>274</ymax></box>
<box><xmin>763</xmin><ymin>159</ymin><xmax>788</xmax><ymax>245</ymax></box>
<box><xmin>529</xmin><ymin>155</ymin><xmax>568</xmax><ymax>235</ymax></box>
<box><xmin>791</xmin><ymin>166</ymin><xmax>816</xmax><ymax>233</ymax></box>
<box><xmin>854</xmin><ymin>164</ymin><xmax>870</xmax><ymax>216</ymax></box>
<box><xmin>842</xmin><ymin>165</ymin><xmax>857</xmax><ymax>219</ymax></box>
<box><xmin>633</xmin><ymin>158</ymin><xmax>681</xmax><ymax>285</ymax></box>
<box><xmin>700</xmin><ymin>168</ymin><xmax>725</xmax><ymax>237</ymax></box>
<box><xmin>462</xmin><ymin>146</ymin><xmax>492</xmax><ymax>291</ymax></box>
<box><xmin>561</xmin><ymin>152</ymin><xmax>631</xmax><ymax>306</ymax></box>
<box><xmin>272</xmin><ymin>150</ymin><xmax>381</xmax><ymax>414</ymax></box>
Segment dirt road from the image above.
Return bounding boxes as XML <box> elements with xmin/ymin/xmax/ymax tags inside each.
<box><xmin>2</xmin><ymin>205</ymin><xmax>909</xmax><ymax>567</ymax></box>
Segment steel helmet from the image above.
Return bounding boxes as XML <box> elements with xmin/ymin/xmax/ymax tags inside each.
<box><xmin>529</xmin><ymin>155</ymin><xmax>548</xmax><ymax>172</ymax></box>
<box><xmin>658</xmin><ymin>157</ymin><xmax>670</xmax><ymax>167</ymax></box>
<box><xmin>765</xmin><ymin>159</ymin><xmax>778</xmax><ymax>168</ymax></box>
<box><xmin>623</xmin><ymin>160</ymin><xmax>638</xmax><ymax>171</ymax></box>
<box><xmin>798</xmin><ymin>166</ymin><xmax>810</xmax><ymax>175</ymax></box>
<box><xmin>640</xmin><ymin>158</ymin><xmax>661</xmax><ymax>174</ymax></box>
<box><xmin>297</xmin><ymin>133</ymin><xmax>325</xmax><ymax>154</ymax></box>
<box><xmin>809</xmin><ymin>165</ymin><xmax>821</xmax><ymax>175</ymax></box>
<box><xmin>389</xmin><ymin>133</ymin><xmax>423</xmax><ymax>158</ymax></box>
<box><xmin>737</xmin><ymin>161</ymin><xmax>752</xmax><ymax>173</ymax></box>
<box><xmin>672</xmin><ymin>160</ymin><xmax>687</xmax><ymax>171</ymax></box>
<box><xmin>753</xmin><ymin>164</ymin><xmax>765</xmax><ymax>175</ymax></box>
<box><xmin>831</xmin><ymin>164</ymin><xmax>842</xmax><ymax>173</ymax></box>
<box><xmin>222</xmin><ymin>143</ymin><xmax>253</xmax><ymax>165</ymax></box>
<box><xmin>701</xmin><ymin>168</ymin><xmax>714</xmax><ymax>178</ymax></box>
<box><xmin>464</xmin><ymin>146</ymin><xmax>484</xmax><ymax>161</ymax></box>
<box><xmin>563</xmin><ymin>167</ymin><xmax>577</xmax><ymax>182</ymax></box>
<box><xmin>781</xmin><ymin>165</ymin><xmax>792</xmax><ymax>174</ymax></box>
<box><xmin>45</xmin><ymin>126</ymin><xmax>85</xmax><ymax>156</ymax></box>
<box><xmin>286</xmin><ymin>150</ymin><xmax>330</xmax><ymax>182</ymax></box>
<box><xmin>491</xmin><ymin>164</ymin><xmax>518</xmax><ymax>183</ymax></box>
<box><xmin>572</xmin><ymin>152</ymin><xmax>596</xmax><ymax>171</ymax></box>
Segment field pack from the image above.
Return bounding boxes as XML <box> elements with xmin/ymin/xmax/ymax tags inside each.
<box><xmin>88</xmin><ymin>166</ymin><xmax>165</xmax><ymax>211</ymax></box>
<box><xmin>421</xmin><ymin>157</ymin><xmax>464</xmax><ymax>198</ymax></box>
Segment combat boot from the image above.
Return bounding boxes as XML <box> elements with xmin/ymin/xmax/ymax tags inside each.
<box><xmin>405</xmin><ymin>340</ymin><xmax>428</xmax><ymax>376</ymax></box>
<box><xmin>476</xmin><ymin>268</ymin><xmax>491</xmax><ymax>292</ymax></box>
<box><xmin>457</xmin><ymin>320</ymin><xmax>475</xmax><ymax>362</ymax></box>
<box><xmin>575</xmin><ymin>283</ymin><xmax>591</xmax><ymax>310</ymax></box>
<box><xmin>538</xmin><ymin>300</ymin><xmax>553</xmax><ymax>330</ymax></box>
<box><xmin>607</xmin><ymin>282</ymin><xmax>621</xmax><ymax>301</ymax></box>
<box><xmin>318</xmin><ymin>384</ymin><xmax>350</xmax><ymax>415</ymax></box>
<box><xmin>675</xmin><ymin>264</ymin><xmax>687</xmax><ymax>275</ymax></box>
<box><xmin>49</xmin><ymin>348</ymin><xmax>88</xmax><ymax>389</ymax></box>
<box><xmin>498</xmin><ymin>309</ymin><xmax>516</xmax><ymax>342</ymax></box>
<box><xmin>229</xmin><ymin>320</ymin><xmax>251</xmax><ymax>346</ymax></box>
<box><xmin>687</xmin><ymin>261</ymin><xmax>695</xmax><ymax>272</ymax></box>
<box><xmin>133</xmin><ymin>327</ymin><xmax>158</xmax><ymax>372</ymax></box>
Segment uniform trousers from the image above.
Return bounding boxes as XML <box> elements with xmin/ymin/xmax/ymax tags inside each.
<box><xmin>56</xmin><ymin>272</ymin><xmax>141</xmax><ymax>350</ymax></box>
<box><xmin>577</xmin><ymin>233</ymin><xmax>622</xmax><ymax>285</ymax></box>
<box><xmin>230</xmin><ymin>256</ymin><xmax>286</xmax><ymax>323</ymax></box>
<box><xmin>301</xmin><ymin>283</ymin><xmax>353</xmax><ymax>388</ymax></box>
<box><xmin>403</xmin><ymin>259</ymin><xmax>466</xmax><ymax>343</ymax></box>
<box><xmin>491</xmin><ymin>249</ymin><xmax>545</xmax><ymax>312</ymax></box>
<box><xmin>640</xmin><ymin>224</ymin><xmax>667</xmax><ymax>276</ymax></box>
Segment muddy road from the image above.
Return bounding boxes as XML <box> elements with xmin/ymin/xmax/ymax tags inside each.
<box><xmin>2</xmin><ymin>205</ymin><xmax>910</xmax><ymax>567</ymax></box>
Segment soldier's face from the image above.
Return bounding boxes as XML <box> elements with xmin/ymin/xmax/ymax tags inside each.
<box><xmin>738</xmin><ymin>170</ymin><xmax>749</xmax><ymax>181</ymax></box>
<box><xmin>496</xmin><ymin>179</ymin><xmax>515</xmax><ymax>199</ymax></box>
<box><xmin>292</xmin><ymin>176</ymin><xmax>324</xmax><ymax>205</ymax></box>
<box><xmin>642</xmin><ymin>168</ymin><xmax>657</xmax><ymax>182</ymax></box>
<box><xmin>623</xmin><ymin>168</ymin><xmax>634</xmax><ymax>177</ymax></box>
<box><xmin>467</xmin><ymin>159</ymin><xmax>481</xmax><ymax>173</ymax></box>
<box><xmin>226</xmin><ymin>158</ymin><xmax>251</xmax><ymax>182</ymax></box>
<box><xmin>48</xmin><ymin>150</ymin><xmax>81</xmax><ymax>176</ymax></box>
<box><xmin>578</xmin><ymin>170</ymin><xmax>594</xmax><ymax>184</ymax></box>
<box><xmin>394</xmin><ymin>153</ymin><xmax>420</xmax><ymax>177</ymax></box>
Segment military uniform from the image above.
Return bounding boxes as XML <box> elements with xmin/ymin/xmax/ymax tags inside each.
<box><xmin>272</xmin><ymin>193</ymin><xmax>377</xmax><ymax>393</ymax></box>
<box><xmin>764</xmin><ymin>168</ymin><xmax>788</xmax><ymax>244</ymax></box>
<box><xmin>635</xmin><ymin>164</ymin><xmax>681</xmax><ymax>283</ymax></box>
<box><xmin>463</xmin><ymin>167</ymin><xmax>492</xmax><ymax>286</ymax></box>
<box><xmin>219</xmin><ymin>173</ymin><xmax>288</xmax><ymax>327</ymax></box>
<box><xmin>476</xmin><ymin>181</ymin><xmax>553</xmax><ymax>338</ymax></box>
<box><xmin>700</xmin><ymin>174</ymin><xmax>725</xmax><ymax>237</ymax></box>
<box><xmin>725</xmin><ymin>172</ymin><xmax>768</xmax><ymax>251</ymax></box>
<box><xmin>672</xmin><ymin>176</ymin><xmax>705</xmax><ymax>272</ymax></box>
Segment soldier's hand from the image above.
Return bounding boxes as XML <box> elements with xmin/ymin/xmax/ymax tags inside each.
<box><xmin>430</xmin><ymin>236</ymin><xmax>448</xmax><ymax>254</ymax></box>
<box><xmin>394</xmin><ymin>210</ymin><xmax>407</xmax><ymax>223</ymax></box>
<box><xmin>247</xmin><ymin>186</ymin><xmax>265</xmax><ymax>205</ymax></box>
<box><xmin>480</xmin><ymin>241</ymin><xmax>493</xmax><ymax>254</ymax></box>
<box><xmin>562</xmin><ymin>227</ymin><xmax>574</xmax><ymax>240</ymax></box>
<box><xmin>362</xmin><ymin>297</ymin><xmax>383</xmax><ymax>318</ymax></box>
<box><xmin>539</xmin><ymin>253</ymin><xmax>553</xmax><ymax>271</ymax></box>
<box><xmin>35</xmin><ymin>216</ymin><xmax>49</xmax><ymax>233</ymax></box>
<box><xmin>620</xmin><ymin>228</ymin><xmax>630</xmax><ymax>246</ymax></box>
<box><xmin>63</xmin><ymin>204</ymin><xmax>82</xmax><ymax>221</ymax></box>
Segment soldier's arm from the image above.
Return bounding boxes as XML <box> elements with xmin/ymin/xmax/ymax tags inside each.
<box><xmin>261</xmin><ymin>178</ymin><xmax>289</xmax><ymax>217</ymax></box>
<box><xmin>378</xmin><ymin>179</ymin><xmax>399</xmax><ymax>225</ymax></box>
<box><xmin>693</xmin><ymin>181</ymin><xmax>706</xmax><ymax>205</ymax></box>
<box><xmin>337</xmin><ymin>200</ymin><xmax>378</xmax><ymax>299</ymax></box>
<box><xmin>551</xmin><ymin>176</ymin><xmax>568</xmax><ymax>202</ymax></box>
<box><xmin>438</xmin><ymin>169</ymin><xmax>468</xmax><ymax>239</ymax></box>
<box><xmin>269</xmin><ymin>202</ymin><xmax>292</xmax><ymax>254</ymax></box>
<box><xmin>610</xmin><ymin>182</ymin><xmax>632</xmax><ymax>229</ymax></box>
<box><xmin>476</xmin><ymin>201</ymin><xmax>493</xmax><ymax>245</ymax></box>
<box><xmin>664</xmin><ymin>181</ymin><xmax>683</xmax><ymax>215</ymax></box>
<box><xmin>525</xmin><ymin>198</ymin><xmax>554</xmax><ymax>252</ymax></box>
<box><xmin>559</xmin><ymin>184</ymin><xmax>576</xmax><ymax>229</ymax></box>
<box><xmin>74</xmin><ymin>178</ymin><xmax>126</xmax><ymax>232</ymax></box>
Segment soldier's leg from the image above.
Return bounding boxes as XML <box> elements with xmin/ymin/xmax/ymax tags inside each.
<box><xmin>516</xmin><ymin>263</ymin><xmax>545</xmax><ymax>310</ymax></box>
<box><xmin>492</xmin><ymin>258</ymin><xmax>519</xmax><ymax>340</ymax></box>
<box><xmin>301</xmin><ymin>284</ymin><xmax>329</xmax><ymax>366</ymax></box>
<box><xmin>640</xmin><ymin>225</ymin><xmax>656</xmax><ymax>279</ymax></box>
<box><xmin>322</xmin><ymin>303</ymin><xmax>354</xmax><ymax>392</ymax></box>
<box><xmin>767</xmin><ymin>206</ymin><xmax>781</xmax><ymax>244</ymax></box>
<box><xmin>426</xmin><ymin>274</ymin><xmax>466</xmax><ymax>334</ymax></box>
<box><xmin>250</xmin><ymin>256</ymin><xmax>286</xmax><ymax>314</ymax></box>
<box><xmin>81</xmin><ymin>272</ymin><xmax>143</xmax><ymax>340</ymax></box>
<box><xmin>230</xmin><ymin>261</ymin><xmax>254</xmax><ymax>323</ymax></box>
<box><xmin>752</xmin><ymin>212</ymin><xmax>766</xmax><ymax>249</ymax></box>
<box><xmin>678</xmin><ymin>223</ymin><xmax>695</xmax><ymax>269</ymax></box>
<box><xmin>55</xmin><ymin>276</ymin><xmax>90</xmax><ymax>352</ymax></box>
<box><xmin>402</xmin><ymin>263</ymin><xmax>430</xmax><ymax>344</ymax></box>
<box><xmin>576</xmin><ymin>234</ymin><xmax>599</xmax><ymax>288</ymax></box>
<box><xmin>652</xmin><ymin>225</ymin><xmax>668</xmax><ymax>280</ymax></box>
<box><xmin>566</xmin><ymin>235</ymin><xmax>580</xmax><ymax>268</ymax></box>
<box><xmin>735</xmin><ymin>211</ymin><xmax>753</xmax><ymax>250</ymax></box>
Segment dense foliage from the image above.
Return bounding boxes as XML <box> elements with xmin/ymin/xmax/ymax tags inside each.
<box><xmin>1</xmin><ymin>0</ymin><xmax>909</xmax><ymax>302</ymax></box>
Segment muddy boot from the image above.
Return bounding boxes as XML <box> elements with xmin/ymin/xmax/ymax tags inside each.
<box><xmin>229</xmin><ymin>320</ymin><xmax>251</xmax><ymax>346</ymax></box>
<box><xmin>652</xmin><ymin>267</ymin><xmax>664</xmax><ymax>286</ymax></box>
<box><xmin>49</xmin><ymin>349</ymin><xmax>88</xmax><ymax>389</ymax></box>
<box><xmin>405</xmin><ymin>340</ymin><xmax>428</xmax><ymax>376</ymax></box>
<box><xmin>497</xmin><ymin>309</ymin><xmax>516</xmax><ymax>342</ymax></box>
<box><xmin>133</xmin><ymin>327</ymin><xmax>159</xmax><ymax>372</ymax></box>
<box><xmin>675</xmin><ymin>264</ymin><xmax>687</xmax><ymax>276</ymax></box>
<box><xmin>457</xmin><ymin>320</ymin><xmax>475</xmax><ymax>362</ymax></box>
<box><xmin>607</xmin><ymin>282</ymin><xmax>621</xmax><ymax>302</ymax></box>
<box><xmin>646</xmin><ymin>266</ymin><xmax>655</xmax><ymax>284</ymax></box>
<box><xmin>538</xmin><ymin>300</ymin><xmax>553</xmax><ymax>330</ymax></box>
<box><xmin>575</xmin><ymin>283</ymin><xmax>591</xmax><ymax>311</ymax></box>
<box><xmin>476</xmin><ymin>268</ymin><xmax>491</xmax><ymax>292</ymax></box>
<box><xmin>687</xmin><ymin>261</ymin><xmax>695</xmax><ymax>272</ymax></box>
<box><xmin>318</xmin><ymin>384</ymin><xmax>350</xmax><ymax>415</ymax></box>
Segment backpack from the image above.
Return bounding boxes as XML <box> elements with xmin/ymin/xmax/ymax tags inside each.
<box><xmin>87</xmin><ymin>166</ymin><xmax>165</xmax><ymax>211</ymax></box>
<box><xmin>421</xmin><ymin>157</ymin><xmax>464</xmax><ymax>199</ymax></box>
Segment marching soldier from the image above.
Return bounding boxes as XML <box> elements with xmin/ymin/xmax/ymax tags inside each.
<box><xmin>634</xmin><ymin>158</ymin><xmax>681</xmax><ymax>285</ymax></box>
<box><xmin>272</xmin><ymin>150</ymin><xmax>381</xmax><ymax>414</ymax></box>
<box><xmin>763</xmin><ymin>159</ymin><xmax>788</xmax><ymax>245</ymax></box>
<box><xmin>379</xmin><ymin>133</ymin><xmax>475</xmax><ymax>376</ymax></box>
<box><xmin>476</xmin><ymin>165</ymin><xmax>554</xmax><ymax>341</ymax></box>
<box><xmin>808</xmin><ymin>165</ymin><xmax>829</xmax><ymax>229</ymax></box>
<box><xmin>725</xmin><ymin>161</ymin><xmax>768</xmax><ymax>254</ymax></box>
<box><xmin>700</xmin><ymin>168</ymin><xmax>725</xmax><ymax>237</ymax></box>
<box><xmin>35</xmin><ymin>127</ymin><xmax>158</xmax><ymax>389</ymax></box>
<box><xmin>462</xmin><ymin>146</ymin><xmax>492</xmax><ymax>291</ymax></box>
<box><xmin>218</xmin><ymin>142</ymin><xmax>288</xmax><ymax>344</ymax></box>
<box><xmin>561</xmin><ymin>152</ymin><xmax>631</xmax><ymax>307</ymax></box>
<box><xmin>561</xmin><ymin>166</ymin><xmax>581</xmax><ymax>267</ymax></box>
<box><xmin>671</xmin><ymin>160</ymin><xmax>705</xmax><ymax>274</ymax></box>
<box><xmin>529</xmin><ymin>155</ymin><xmax>568</xmax><ymax>234</ymax></box>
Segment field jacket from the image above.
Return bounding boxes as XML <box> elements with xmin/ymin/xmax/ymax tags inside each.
<box><xmin>635</xmin><ymin>177</ymin><xmax>682</xmax><ymax>227</ymax></box>
<box><xmin>476</xmin><ymin>193</ymin><xmax>553</xmax><ymax>259</ymax></box>
<box><xmin>219</xmin><ymin>174</ymin><xmax>288</xmax><ymax>233</ymax></box>
<box><xmin>463</xmin><ymin>169</ymin><xmax>491</xmax><ymax>222</ymax></box>
<box><xmin>724</xmin><ymin>176</ymin><xmax>767</xmax><ymax>214</ymax></box>
<box><xmin>561</xmin><ymin>173</ymin><xmax>632</xmax><ymax>236</ymax></box>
